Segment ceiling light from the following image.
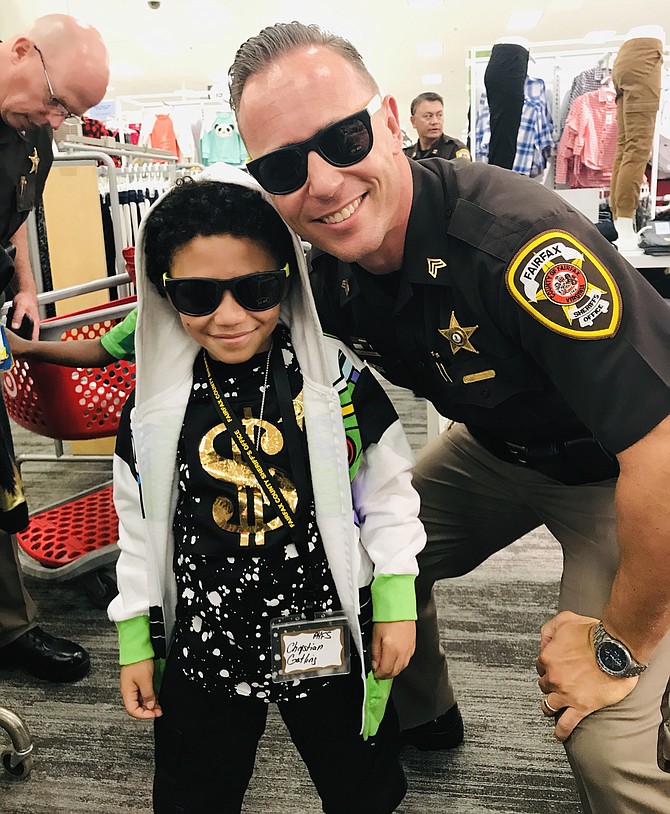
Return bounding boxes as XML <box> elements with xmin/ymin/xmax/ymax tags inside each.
<box><xmin>507</xmin><ymin>9</ymin><xmax>544</xmax><ymax>30</ymax></box>
<box><xmin>407</xmin><ymin>0</ymin><xmax>444</xmax><ymax>9</ymax></box>
<box><xmin>421</xmin><ymin>74</ymin><xmax>443</xmax><ymax>85</ymax></box>
<box><xmin>417</xmin><ymin>41</ymin><xmax>443</xmax><ymax>58</ymax></box>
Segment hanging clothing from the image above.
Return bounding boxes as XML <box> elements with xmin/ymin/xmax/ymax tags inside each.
<box><xmin>558</xmin><ymin>66</ymin><xmax>610</xmax><ymax>136</ymax></box>
<box><xmin>483</xmin><ymin>42</ymin><xmax>529</xmax><ymax>169</ymax></box>
<box><xmin>556</xmin><ymin>85</ymin><xmax>618</xmax><ymax>188</ymax></box>
<box><xmin>81</xmin><ymin>117</ymin><xmax>122</xmax><ymax>167</ymax></box>
<box><xmin>81</xmin><ymin>116</ymin><xmax>110</xmax><ymax>140</ymax></box>
<box><xmin>200</xmin><ymin>112</ymin><xmax>248</xmax><ymax>167</ymax></box>
<box><xmin>610</xmin><ymin>37</ymin><xmax>664</xmax><ymax>219</ymax></box>
<box><xmin>476</xmin><ymin>76</ymin><xmax>554</xmax><ymax>178</ymax></box>
<box><xmin>149</xmin><ymin>114</ymin><xmax>180</xmax><ymax>158</ymax></box>
<box><xmin>657</xmin><ymin>70</ymin><xmax>670</xmax><ymax>180</ymax></box>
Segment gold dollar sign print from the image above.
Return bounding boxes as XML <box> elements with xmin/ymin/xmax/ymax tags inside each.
<box><xmin>199</xmin><ymin>415</ymin><xmax>298</xmax><ymax>547</ymax></box>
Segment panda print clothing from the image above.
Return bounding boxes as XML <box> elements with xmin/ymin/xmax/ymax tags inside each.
<box><xmin>171</xmin><ymin>326</ymin><xmax>341</xmax><ymax>702</ymax></box>
<box><xmin>200</xmin><ymin>112</ymin><xmax>248</xmax><ymax>167</ymax></box>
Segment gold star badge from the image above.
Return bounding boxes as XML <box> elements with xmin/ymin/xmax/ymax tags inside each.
<box><xmin>439</xmin><ymin>312</ymin><xmax>479</xmax><ymax>355</ymax></box>
<box><xmin>28</xmin><ymin>148</ymin><xmax>40</xmax><ymax>174</ymax></box>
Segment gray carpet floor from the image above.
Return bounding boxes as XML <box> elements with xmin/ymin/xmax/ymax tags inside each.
<box><xmin>0</xmin><ymin>382</ymin><xmax>582</xmax><ymax>813</ymax></box>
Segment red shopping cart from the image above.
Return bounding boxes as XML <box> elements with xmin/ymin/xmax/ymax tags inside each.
<box><xmin>3</xmin><ymin>291</ymin><xmax>136</xmax><ymax>607</ymax></box>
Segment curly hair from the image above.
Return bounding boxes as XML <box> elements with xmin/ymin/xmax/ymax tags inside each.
<box><xmin>142</xmin><ymin>177</ymin><xmax>294</xmax><ymax>297</ymax></box>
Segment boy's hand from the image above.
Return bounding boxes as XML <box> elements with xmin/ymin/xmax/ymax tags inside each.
<box><xmin>371</xmin><ymin>620</ymin><xmax>416</xmax><ymax>679</ymax></box>
<box><xmin>120</xmin><ymin>660</ymin><xmax>163</xmax><ymax>720</ymax></box>
<box><xmin>4</xmin><ymin>328</ymin><xmax>31</xmax><ymax>358</ymax></box>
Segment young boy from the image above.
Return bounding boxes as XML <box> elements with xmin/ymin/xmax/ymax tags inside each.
<box><xmin>107</xmin><ymin>166</ymin><xmax>426</xmax><ymax>814</ymax></box>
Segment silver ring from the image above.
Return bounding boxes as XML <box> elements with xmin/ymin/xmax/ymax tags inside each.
<box><xmin>542</xmin><ymin>695</ymin><xmax>559</xmax><ymax>714</ymax></box>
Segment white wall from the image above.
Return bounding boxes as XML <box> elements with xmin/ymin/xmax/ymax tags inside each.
<box><xmin>3</xmin><ymin>0</ymin><xmax>666</xmax><ymax>138</ymax></box>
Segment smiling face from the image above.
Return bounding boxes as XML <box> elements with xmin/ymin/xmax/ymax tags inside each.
<box><xmin>170</xmin><ymin>234</ymin><xmax>281</xmax><ymax>364</ymax></box>
<box><xmin>237</xmin><ymin>46</ymin><xmax>413</xmax><ymax>272</ymax></box>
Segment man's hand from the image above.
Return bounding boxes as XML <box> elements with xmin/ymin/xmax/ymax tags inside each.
<box><xmin>371</xmin><ymin>620</ymin><xmax>415</xmax><ymax>679</ymax></box>
<box><xmin>9</xmin><ymin>224</ymin><xmax>40</xmax><ymax>340</ymax></box>
<box><xmin>9</xmin><ymin>290</ymin><xmax>39</xmax><ymax>340</ymax></box>
<box><xmin>536</xmin><ymin>610</ymin><xmax>638</xmax><ymax>742</ymax></box>
<box><xmin>120</xmin><ymin>660</ymin><xmax>163</xmax><ymax>720</ymax></box>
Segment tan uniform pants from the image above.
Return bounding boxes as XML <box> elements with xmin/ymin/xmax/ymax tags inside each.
<box><xmin>393</xmin><ymin>423</ymin><xmax>670</xmax><ymax>814</ymax></box>
<box><xmin>610</xmin><ymin>38</ymin><xmax>663</xmax><ymax>220</ymax></box>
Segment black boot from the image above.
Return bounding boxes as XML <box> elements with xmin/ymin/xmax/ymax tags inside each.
<box><xmin>0</xmin><ymin>626</ymin><xmax>90</xmax><ymax>682</ymax></box>
<box><xmin>400</xmin><ymin>703</ymin><xmax>464</xmax><ymax>751</ymax></box>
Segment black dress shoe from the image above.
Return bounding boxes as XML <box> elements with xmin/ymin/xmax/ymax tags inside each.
<box><xmin>400</xmin><ymin>703</ymin><xmax>464</xmax><ymax>751</ymax></box>
<box><xmin>0</xmin><ymin>626</ymin><xmax>90</xmax><ymax>682</ymax></box>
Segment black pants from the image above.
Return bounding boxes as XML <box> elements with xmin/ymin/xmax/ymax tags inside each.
<box><xmin>484</xmin><ymin>43</ymin><xmax>529</xmax><ymax>169</ymax></box>
<box><xmin>153</xmin><ymin>653</ymin><xmax>406</xmax><ymax>814</ymax></box>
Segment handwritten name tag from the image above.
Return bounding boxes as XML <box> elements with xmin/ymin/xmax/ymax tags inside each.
<box><xmin>271</xmin><ymin>612</ymin><xmax>351</xmax><ymax>682</ymax></box>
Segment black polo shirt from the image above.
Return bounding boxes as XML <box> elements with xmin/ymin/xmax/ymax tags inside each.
<box><xmin>403</xmin><ymin>133</ymin><xmax>471</xmax><ymax>161</ymax></box>
<box><xmin>0</xmin><ymin>116</ymin><xmax>53</xmax><ymax>247</ymax></box>
<box><xmin>310</xmin><ymin>159</ymin><xmax>670</xmax><ymax>454</ymax></box>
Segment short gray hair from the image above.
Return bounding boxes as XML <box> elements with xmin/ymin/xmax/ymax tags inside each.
<box><xmin>228</xmin><ymin>21</ymin><xmax>379</xmax><ymax>114</ymax></box>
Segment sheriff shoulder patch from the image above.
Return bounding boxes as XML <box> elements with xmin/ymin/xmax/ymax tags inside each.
<box><xmin>455</xmin><ymin>148</ymin><xmax>471</xmax><ymax>160</ymax></box>
<box><xmin>506</xmin><ymin>230</ymin><xmax>622</xmax><ymax>339</ymax></box>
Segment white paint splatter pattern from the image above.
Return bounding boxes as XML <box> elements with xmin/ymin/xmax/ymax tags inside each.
<box><xmin>171</xmin><ymin>334</ymin><xmax>341</xmax><ymax>703</ymax></box>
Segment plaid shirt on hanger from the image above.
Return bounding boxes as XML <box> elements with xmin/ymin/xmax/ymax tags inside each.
<box><xmin>476</xmin><ymin>76</ymin><xmax>554</xmax><ymax>178</ymax></box>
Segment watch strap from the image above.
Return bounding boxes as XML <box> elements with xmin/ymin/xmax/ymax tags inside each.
<box><xmin>593</xmin><ymin>622</ymin><xmax>648</xmax><ymax>677</ymax></box>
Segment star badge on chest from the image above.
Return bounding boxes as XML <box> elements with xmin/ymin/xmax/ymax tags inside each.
<box><xmin>28</xmin><ymin>148</ymin><xmax>40</xmax><ymax>174</ymax></box>
<box><xmin>440</xmin><ymin>312</ymin><xmax>479</xmax><ymax>355</ymax></box>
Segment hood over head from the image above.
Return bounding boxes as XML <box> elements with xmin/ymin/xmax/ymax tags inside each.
<box><xmin>133</xmin><ymin>162</ymin><xmax>327</xmax><ymax>407</ymax></box>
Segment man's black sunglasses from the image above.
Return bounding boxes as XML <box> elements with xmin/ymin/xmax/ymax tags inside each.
<box><xmin>163</xmin><ymin>266</ymin><xmax>290</xmax><ymax>316</ymax></box>
<box><xmin>246</xmin><ymin>95</ymin><xmax>382</xmax><ymax>195</ymax></box>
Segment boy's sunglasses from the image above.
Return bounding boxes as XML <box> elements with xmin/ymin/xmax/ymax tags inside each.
<box><xmin>246</xmin><ymin>95</ymin><xmax>382</xmax><ymax>195</ymax></box>
<box><xmin>163</xmin><ymin>265</ymin><xmax>290</xmax><ymax>316</ymax></box>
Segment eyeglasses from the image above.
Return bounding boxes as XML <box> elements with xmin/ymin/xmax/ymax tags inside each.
<box><xmin>246</xmin><ymin>95</ymin><xmax>382</xmax><ymax>195</ymax></box>
<box><xmin>34</xmin><ymin>46</ymin><xmax>82</xmax><ymax>125</ymax></box>
<box><xmin>163</xmin><ymin>266</ymin><xmax>290</xmax><ymax>316</ymax></box>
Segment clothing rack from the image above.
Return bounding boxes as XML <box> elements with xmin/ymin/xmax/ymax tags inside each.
<box><xmin>116</xmin><ymin>91</ymin><xmax>230</xmax><ymax>126</ymax></box>
<box><xmin>58</xmin><ymin>138</ymin><xmax>178</xmax><ymax>178</ymax></box>
<box><xmin>468</xmin><ymin>35</ymin><xmax>668</xmax><ymax>217</ymax></box>
<box><xmin>597</xmin><ymin>51</ymin><xmax>613</xmax><ymax>71</ymax></box>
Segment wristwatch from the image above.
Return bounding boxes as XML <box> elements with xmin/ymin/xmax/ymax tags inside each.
<box><xmin>593</xmin><ymin>622</ymin><xmax>648</xmax><ymax>678</ymax></box>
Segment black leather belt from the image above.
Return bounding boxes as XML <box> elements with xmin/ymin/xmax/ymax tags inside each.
<box><xmin>468</xmin><ymin>426</ymin><xmax>619</xmax><ymax>486</ymax></box>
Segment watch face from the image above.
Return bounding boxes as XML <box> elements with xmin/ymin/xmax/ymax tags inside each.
<box><xmin>599</xmin><ymin>642</ymin><xmax>628</xmax><ymax>673</ymax></box>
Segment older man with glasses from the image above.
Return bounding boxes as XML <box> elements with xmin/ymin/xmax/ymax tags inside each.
<box><xmin>0</xmin><ymin>14</ymin><xmax>108</xmax><ymax>683</ymax></box>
